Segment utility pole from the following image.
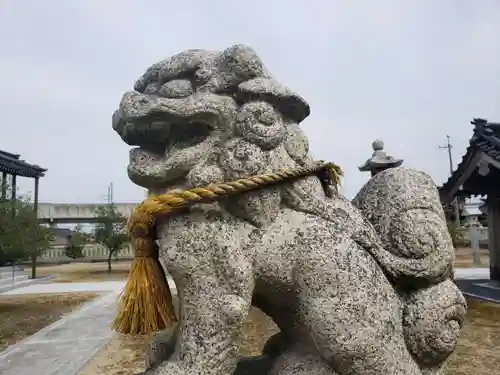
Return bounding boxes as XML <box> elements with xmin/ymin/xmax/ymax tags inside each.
<box><xmin>439</xmin><ymin>135</ymin><xmax>455</xmax><ymax>176</ymax></box>
<box><xmin>102</xmin><ymin>182</ymin><xmax>114</xmax><ymax>205</ymax></box>
<box><xmin>107</xmin><ymin>182</ymin><xmax>114</xmax><ymax>205</ymax></box>
<box><xmin>439</xmin><ymin>135</ymin><xmax>461</xmax><ymax>227</ymax></box>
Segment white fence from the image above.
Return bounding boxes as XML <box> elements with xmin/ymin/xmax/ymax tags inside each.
<box><xmin>40</xmin><ymin>243</ymin><xmax>134</xmax><ymax>262</ymax></box>
<box><xmin>38</xmin><ymin>226</ymin><xmax>489</xmax><ymax>263</ymax></box>
<box><xmin>458</xmin><ymin>227</ymin><xmax>489</xmax><ymax>242</ymax></box>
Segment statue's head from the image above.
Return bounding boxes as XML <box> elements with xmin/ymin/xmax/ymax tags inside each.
<box><xmin>113</xmin><ymin>45</ymin><xmax>314</xmax><ymax>191</ymax></box>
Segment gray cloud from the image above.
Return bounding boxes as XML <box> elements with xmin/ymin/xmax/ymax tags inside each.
<box><xmin>1</xmin><ymin>0</ymin><xmax>499</xmax><ymax>202</ymax></box>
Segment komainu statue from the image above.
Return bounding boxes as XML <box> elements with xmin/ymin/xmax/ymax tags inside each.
<box><xmin>112</xmin><ymin>44</ymin><xmax>466</xmax><ymax>375</ymax></box>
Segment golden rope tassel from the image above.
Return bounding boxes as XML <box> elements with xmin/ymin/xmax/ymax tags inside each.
<box><xmin>112</xmin><ymin>236</ymin><xmax>177</xmax><ymax>334</ymax></box>
<box><xmin>112</xmin><ymin>162</ymin><xmax>342</xmax><ymax>335</ymax></box>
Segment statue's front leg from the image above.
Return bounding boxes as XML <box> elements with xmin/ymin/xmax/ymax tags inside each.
<box><xmin>171</xmin><ymin>269</ymin><xmax>254</xmax><ymax>374</ymax></box>
<box><xmin>151</xmin><ymin>217</ymin><xmax>255</xmax><ymax>375</ymax></box>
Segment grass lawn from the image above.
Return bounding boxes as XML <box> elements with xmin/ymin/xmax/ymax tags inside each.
<box><xmin>79</xmin><ymin>296</ymin><xmax>500</xmax><ymax>375</ymax></box>
<box><xmin>36</xmin><ymin>262</ymin><xmax>131</xmax><ymax>282</ymax></box>
<box><xmin>446</xmin><ymin>298</ymin><xmax>500</xmax><ymax>374</ymax></box>
<box><xmin>455</xmin><ymin>247</ymin><xmax>489</xmax><ymax>268</ymax></box>
<box><xmin>0</xmin><ymin>293</ymin><xmax>98</xmax><ymax>351</ymax></box>
<box><xmin>79</xmin><ymin>305</ymin><xmax>279</xmax><ymax>375</ymax></box>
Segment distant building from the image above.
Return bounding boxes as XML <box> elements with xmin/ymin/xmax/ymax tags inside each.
<box><xmin>48</xmin><ymin>227</ymin><xmax>74</xmax><ymax>247</ymax></box>
<box><xmin>439</xmin><ymin>118</ymin><xmax>500</xmax><ymax>280</ymax></box>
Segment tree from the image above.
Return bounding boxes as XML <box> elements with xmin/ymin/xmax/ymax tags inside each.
<box><xmin>64</xmin><ymin>224</ymin><xmax>88</xmax><ymax>260</ymax></box>
<box><xmin>93</xmin><ymin>204</ymin><xmax>129</xmax><ymax>272</ymax></box>
<box><xmin>0</xmin><ymin>194</ymin><xmax>53</xmax><ymax>270</ymax></box>
<box><xmin>447</xmin><ymin>219</ymin><xmax>464</xmax><ymax>248</ymax></box>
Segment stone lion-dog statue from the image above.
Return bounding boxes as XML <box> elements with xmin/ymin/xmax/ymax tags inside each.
<box><xmin>112</xmin><ymin>44</ymin><xmax>466</xmax><ymax>375</ymax></box>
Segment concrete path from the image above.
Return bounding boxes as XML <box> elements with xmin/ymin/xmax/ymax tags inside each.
<box><xmin>0</xmin><ymin>275</ymin><xmax>57</xmax><ymax>294</ymax></box>
<box><xmin>0</xmin><ymin>279</ymin><xmax>176</xmax><ymax>375</ymax></box>
<box><xmin>0</xmin><ymin>291</ymin><xmax>119</xmax><ymax>375</ymax></box>
<box><xmin>455</xmin><ymin>267</ymin><xmax>489</xmax><ymax>280</ymax></box>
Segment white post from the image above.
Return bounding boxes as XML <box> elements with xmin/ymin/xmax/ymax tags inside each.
<box><xmin>469</xmin><ymin>224</ymin><xmax>482</xmax><ymax>265</ymax></box>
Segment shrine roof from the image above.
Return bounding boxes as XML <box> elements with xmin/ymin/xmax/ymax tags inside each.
<box><xmin>439</xmin><ymin>118</ymin><xmax>500</xmax><ymax>204</ymax></box>
<box><xmin>0</xmin><ymin>149</ymin><xmax>47</xmax><ymax>178</ymax></box>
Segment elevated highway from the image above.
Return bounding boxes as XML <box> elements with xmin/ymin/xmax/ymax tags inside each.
<box><xmin>37</xmin><ymin>202</ymin><xmax>139</xmax><ymax>224</ymax></box>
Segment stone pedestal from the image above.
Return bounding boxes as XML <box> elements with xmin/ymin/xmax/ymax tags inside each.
<box><xmin>487</xmin><ymin>196</ymin><xmax>500</xmax><ymax>280</ymax></box>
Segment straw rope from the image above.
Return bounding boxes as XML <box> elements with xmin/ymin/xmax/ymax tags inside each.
<box><xmin>112</xmin><ymin>161</ymin><xmax>342</xmax><ymax>334</ymax></box>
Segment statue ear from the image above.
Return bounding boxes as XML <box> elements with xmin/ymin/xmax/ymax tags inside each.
<box><xmin>236</xmin><ymin>77</ymin><xmax>310</xmax><ymax>123</ymax></box>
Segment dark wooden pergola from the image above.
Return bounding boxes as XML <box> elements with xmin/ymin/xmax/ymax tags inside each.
<box><xmin>0</xmin><ymin>149</ymin><xmax>47</xmax><ymax>278</ymax></box>
<box><xmin>0</xmin><ymin>149</ymin><xmax>46</xmax><ymax>201</ymax></box>
<box><xmin>439</xmin><ymin>118</ymin><xmax>500</xmax><ymax>281</ymax></box>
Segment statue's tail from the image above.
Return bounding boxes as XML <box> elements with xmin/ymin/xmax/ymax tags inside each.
<box><xmin>352</xmin><ymin>167</ymin><xmax>455</xmax><ymax>287</ymax></box>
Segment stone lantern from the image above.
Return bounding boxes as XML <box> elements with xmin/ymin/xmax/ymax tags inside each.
<box><xmin>359</xmin><ymin>139</ymin><xmax>403</xmax><ymax>177</ymax></box>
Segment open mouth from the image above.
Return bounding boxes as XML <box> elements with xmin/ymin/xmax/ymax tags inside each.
<box><xmin>112</xmin><ymin>91</ymin><xmax>236</xmax><ymax>154</ymax></box>
<box><xmin>124</xmin><ymin>118</ymin><xmax>218</xmax><ymax>188</ymax></box>
<box><xmin>119</xmin><ymin>116</ymin><xmax>220</xmax><ymax>189</ymax></box>
<box><xmin>113</xmin><ymin>90</ymin><xmax>239</xmax><ymax>188</ymax></box>
<box><xmin>115</xmin><ymin>113</ymin><xmax>215</xmax><ymax>155</ymax></box>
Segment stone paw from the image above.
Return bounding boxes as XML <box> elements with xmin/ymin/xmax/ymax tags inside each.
<box><xmin>145</xmin><ymin>327</ymin><xmax>177</xmax><ymax>371</ymax></box>
<box><xmin>139</xmin><ymin>361</ymin><xmax>188</xmax><ymax>375</ymax></box>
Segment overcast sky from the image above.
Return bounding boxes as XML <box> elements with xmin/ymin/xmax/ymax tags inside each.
<box><xmin>1</xmin><ymin>0</ymin><xmax>499</xmax><ymax>203</ymax></box>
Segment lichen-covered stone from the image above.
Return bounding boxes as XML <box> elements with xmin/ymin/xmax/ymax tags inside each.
<box><xmin>113</xmin><ymin>44</ymin><xmax>465</xmax><ymax>375</ymax></box>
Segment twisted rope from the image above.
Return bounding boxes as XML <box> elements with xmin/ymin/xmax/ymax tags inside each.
<box><xmin>112</xmin><ymin>161</ymin><xmax>342</xmax><ymax>334</ymax></box>
<box><xmin>129</xmin><ymin>162</ymin><xmax>342</xmax><ymax>241</ymax></box>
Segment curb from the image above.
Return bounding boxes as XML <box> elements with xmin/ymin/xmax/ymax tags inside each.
<box><xmin>0</xmin><ymin>275</ymin><xmax>58</xmax><ymax>294</ymax></box>
<box><xmin>461</xmin><ymin>291</ymin><xmax>500</xmax><ymax>304</ymax></box>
